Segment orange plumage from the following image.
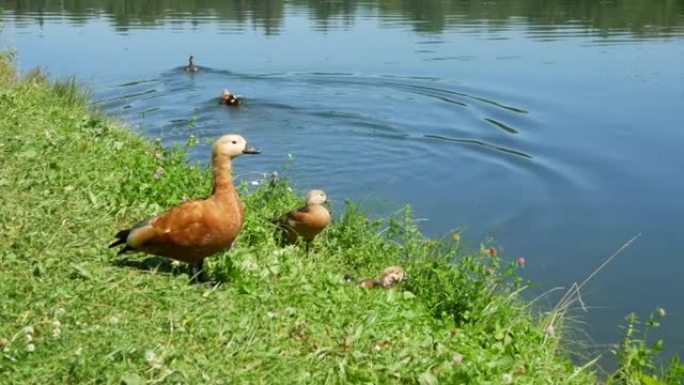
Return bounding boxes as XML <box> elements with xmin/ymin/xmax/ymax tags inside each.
<box><xmin>273</xmin><ymin>189</ymin><xmax>331</xmax><ymax>251</ymax></box>
<box><xmin>109</xmin><ymin>134</ymin><xmax>259</xmax><ymax>281</ymax></box>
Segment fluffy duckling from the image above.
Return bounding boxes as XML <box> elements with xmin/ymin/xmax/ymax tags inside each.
<box><xmin>219</xmin><ymin>89</ymin><xmax>243</xmax><ymax>106</ymax></box>
<box><xmin>379</xmin><ymin>266</ymin><xmax>406</xmax><ymax>289</ymax></box>
<box><xmin>185</xmin><ymin>55</ymin><xmax>199</xmax><ymax>73</ymax></box>
<box><xmin>345</xmin><ymin>265</ymin><xmax>406</xmax><ymax>290</ymax></box>
<box><xmin>273</xmin><ymin>189</ymin><xmax>331</xmax><ymax>252</ymax></box>
<box><xmin>109</xmin><ymin>134</ymin><xmax>260</xmax><ymax>282</ymax></box>
<box><xmin>358</xmin><ymin>278</ymin><xmax>380</xmax><ymax>289</ymax></box>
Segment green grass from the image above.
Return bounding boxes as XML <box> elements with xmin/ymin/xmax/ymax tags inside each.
<box><xmin>0</xmin><ymin>52</ymin><xmax>680</xmax><ymax>385</ymax></box>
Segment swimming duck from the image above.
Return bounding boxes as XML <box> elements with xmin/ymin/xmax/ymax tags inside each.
<box><xmin>185</xmin><ymin>55</ymin><xmax>199</xmax><ymax>73</ymax></box>
<box><xmin>273</xmin><ymin>189</ymin><xmax>331</xmax><ymax>252</ymax></box>
<box><xmin>219</xmin><ymin>89</ymin><xmax>243</xmax><ymax>106</ymax></box>
<box><xmin>109</xmin><ymin>134</ymin><xmax>260</xmax><ymax>282</ymax></box>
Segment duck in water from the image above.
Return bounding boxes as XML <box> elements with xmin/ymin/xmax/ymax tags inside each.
<box><xmin>219</xmin><ymin>89</ymin><xmax>243</xmax><ymax>106</ymax></box>
<box><xmin>185</xmin><ymin>55</ymin><xmax>199</xmax><ymax>73</ymax></box>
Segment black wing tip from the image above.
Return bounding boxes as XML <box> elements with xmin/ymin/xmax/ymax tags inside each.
<box><xmin>109</xmin><ymin>228</ymin><xmax>131</xmax><ymax>249</ymax></box>
<box><xmin>108</xmin><ymin>239</ymin><xmax>125</xmax><ymax>249</ymax></box>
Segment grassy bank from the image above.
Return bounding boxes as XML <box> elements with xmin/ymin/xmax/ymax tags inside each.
<box><xmin>0</xmin><ymin>52</ymin><xmax>680</xmax><ymax>384</ymax></box>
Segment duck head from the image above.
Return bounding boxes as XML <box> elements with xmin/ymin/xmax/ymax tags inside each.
<box><xmin>220</xmin><ymin>89</ymin><xmax>242</xmax><ymax>106</ymax></box>
<box><xmin>305</xmin><ymin>189</ymin><xmax>327</xmax><ymax>205</ymax></box>
<box><xmin>213</xmin><ymin>134</ymin><xmax>260</xmax><ymax>160</ymax></box>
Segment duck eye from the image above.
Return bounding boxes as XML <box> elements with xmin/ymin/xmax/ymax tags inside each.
<box><xmin>232</xmin><ymin>141</ymin><xmax>237</xmax><ymax>144</ymax></box>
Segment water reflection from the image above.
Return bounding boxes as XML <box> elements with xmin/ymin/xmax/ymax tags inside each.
<box><xmin>2</xmin><ymin>0</ymin><xmax>684</xmax><ymax>37</ymax></box>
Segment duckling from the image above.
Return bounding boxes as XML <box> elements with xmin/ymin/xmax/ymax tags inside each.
<box><xmin>273</xmin><ymin>189</ymin><xmax>331</xmax><ymax>252</ymax></box>
<box><xmin>343</xmin><ymin>274</ymin><xmax>378</xmax><ymax>289</ymax></box>
<box><xmin>358</xmin><ymin>278</ymin><xmax>380</xmax><ymax>289</ymax></box>
<box><xmin>379</xmin><ymin>265</ymin><xmax>406</xmax><ymax>289</ymax></box>
<box><xmin>345</xmin><ymin>265</ymin><xmax>406</xmax><ymax>290</ymax></box>
<box><xmin>185</xmin><ymin>55</ymin><xmax>199</xmax><ymax>73</ymax></box>
<box><xmin>109</xmin><ymin>134</ymin><xmax>260</xmax><ymax>282</ymax></box>
<box><xmin>219</xmin><ymin>89</ymin><xmax>243</xmax><ymax>106</ymax></box>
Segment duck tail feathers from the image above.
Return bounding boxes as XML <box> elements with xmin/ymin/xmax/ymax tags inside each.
<box><xmin>108</xmin><ymin>229</ymin><xmax>130</xmax><ymax>249</ymax></box>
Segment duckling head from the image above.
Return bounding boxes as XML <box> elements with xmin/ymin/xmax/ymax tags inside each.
<box><xmin>213</xmin><ymin>134</ymin><xmax>260</xmax><ymax>160</ymax></box>
<box><xmin>379</xmin><ymin>266</ymin><xmax>405</xmax><ymax>289</ymax></box>
<box><xmin>220</xmin><ymin>89</ymin><xmax>242</xmax><ymax>106</ymax></box>
<box><xmin>305</xmin><ymin>189</ymin><xmax>327</xmax><ymax>205</ymax></box>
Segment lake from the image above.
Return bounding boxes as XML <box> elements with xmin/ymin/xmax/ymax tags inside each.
<box><xmin>1</xmin><ymin>0</ymin><xmax>683</xmax><ymax>359</ymax></box>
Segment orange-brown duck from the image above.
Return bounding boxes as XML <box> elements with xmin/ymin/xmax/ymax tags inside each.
<box><xmin>273</xmin><ymin>189</ymin><xmax>331</xmax><ymax>252</ymax></box>
<box><xmin>219</xmin><ymin>89</ymin><xmax>243</xmax><ymax>106</ymax></box>
<box><xmin>109</xmin><ymin>134</ymin><xmax>259</xmax><ymax>282</ymax></box>
<box><xmin>185</xmin><ymin>55</ymin><xmax>199</xmax><ymax>73</ymax></box>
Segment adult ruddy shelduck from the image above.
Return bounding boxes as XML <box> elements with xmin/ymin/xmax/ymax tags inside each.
<box><xmin>109</xmin><ymin>134</ymin><xmax>259</xmax><ymax>282</ymax></box>
<box><xmin>185</xmin><ymin>55</ymin><xmax>199</xmax><ymax>73</ymax></box>
<box><xmin>273</xmin><ymin>189</ymin><xmax>331</xmax><ymax>252</ymax></box>
<box><xmin>219</xmin><ymin>89</ymin><xmax>243</xmax><ymax>106</ymax></box>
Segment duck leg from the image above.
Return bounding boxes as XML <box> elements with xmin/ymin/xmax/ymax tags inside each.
<box><xmin>189</xmin><ymin>260</ymin><xmax>208</xmax><ymax>283</ymax></box>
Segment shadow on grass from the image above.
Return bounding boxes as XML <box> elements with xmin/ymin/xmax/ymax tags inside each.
<box><xmin>112</xmin><ymin>256</ymin><xmax>225</xmax><ymax>285</ymax></box>
<box><xmin>113</xmin><ymin>256</ymin><xmax>182</xmax><ymax>276</ymax></box>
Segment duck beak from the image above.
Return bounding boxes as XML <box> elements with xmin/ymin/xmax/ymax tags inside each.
<box><xmin>243</xmin><ymin>145</ymin><xmax>261</xmax><ymax>154</ymax></box>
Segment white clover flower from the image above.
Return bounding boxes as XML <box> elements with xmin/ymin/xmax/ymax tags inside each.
<box><xmin>55</xmin><ymin>308</ymin><xmax>66</xmax><ymax>317</ymax></box>
<box><xmin>266</xmin><ymin>311</ymin><xmax>277</xmax><ymax>319</ymax></box>
<box><xmin>109</xmin><ymin>316</ymin><xmax>121</xmax><ymax>325</ymax></box>
<box><xmin>153</xmin><ymin>167</ymin><xmax>165</xmax><ymax>180</ymax></box>
<box><xmin>144</xmin><ymin>350</ymin><xmax>157</xmax><ymax>362</ymax></box>
<box><xmin>26</xmin><ymin>343</ymin><xmax>35</xmax><ymax>353</ymax></box>
<box><xmin>145</xmin><ymin>350</ymin><xmax>162</xmax><ymax>369</ymax></box>
<box><xmin>544</xmin><ymin>324</ymin><xmax>555</xmax><ymax>336</ymax></box>
<box><xmin>502</xmin><ymin>373</ymin><xmax>513</xmax><ymax>384</ymax></box>
<box><xmin>452</xmin><ymin>353</ymin><xmax>464</xmax><ymax>364</ymax></box>
<box><xmin>23</xmin><ymin>325</ymin><xmax>34</xmax><ymax>335</ymax></box>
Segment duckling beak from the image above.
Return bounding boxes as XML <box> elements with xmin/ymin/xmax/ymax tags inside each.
<box><xmin>243</xmin><ymin>145</ymin><xmax>261</xmax><ymax>154</ymax></box>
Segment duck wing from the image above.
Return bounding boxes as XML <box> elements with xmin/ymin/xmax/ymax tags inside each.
<box><xmin>111</xmin><ymin>199</ymin><xmax>213</xmax><ymax>253</ymax></box>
